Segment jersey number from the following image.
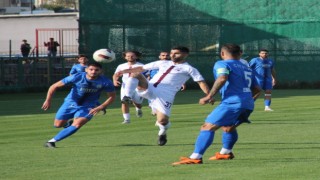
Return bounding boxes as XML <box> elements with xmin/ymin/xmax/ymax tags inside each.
<box><xmin>244</xmin><ymin>71</ymin><xmax>252</xmax><ymax>88</ymax></box>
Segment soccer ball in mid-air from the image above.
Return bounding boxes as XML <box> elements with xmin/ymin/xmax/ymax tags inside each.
<box><xmin>93</xmin><ymin>49</ymin><xmax>116</xmax><ymax>63</ymax></box>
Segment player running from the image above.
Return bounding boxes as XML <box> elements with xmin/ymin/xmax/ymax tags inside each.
<box><xmin>113</xmin><ymin>50</ymin><xmax>145</xmax><ymax>124</ymax></box>
<box><xmin>42</xmin><ymin>62</ymin><xmax>116</xmax><ymax>148</ymax></box>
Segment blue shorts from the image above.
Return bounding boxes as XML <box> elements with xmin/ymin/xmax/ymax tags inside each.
<box><xmin>55</xmin><ymin>102</ymin><xmax>94</xmax><ymax>121</ymax></box>
<box><xmin>205</xmin><ymin>104</ymin><xmax>253</xmax><ymax>127</ymax></box>
<box><xmin>258</xmin><ymin>80</ymin><xmax>272</xmax><ymax>90</ymax></box>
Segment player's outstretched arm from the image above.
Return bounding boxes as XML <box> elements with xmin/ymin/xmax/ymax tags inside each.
<box><xmin>117</xmin><ymin>66</ymin><xmax>144</xmax><ymax>76</ymax></box>
<box><xmin>197</xmin><ymin>80</ymin><xmax>210</xmax><ymax>95</ymax></box>
<box><xmin>41</xmin><ymin>81</ymin><xmax>65</xmax><ymax>111</ymax></box>
<box><xmin>199</xmin><ymin>75</ymin><xmax>227</xmax><ymax>105</ymax></box>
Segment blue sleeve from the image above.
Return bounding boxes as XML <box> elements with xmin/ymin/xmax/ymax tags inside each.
<box><xmin>61</xmin><ymin>73</ymin><xmax>80</xmax><ymax>85</ymax></box>
<box><xmin>102</xmin><ymin>78</ymin><xmax>116</xmax><ymax>92</ymax></box>
<box><xmin>249</xmin><ymin>59</ymin><xmax>255</xmax><ymax>68</ymax></box>
<box><xmin>213</xmin><ymin>61</ymin><xmax>229</xmax><ymax>78</ymax></box>
<box><xmin>69</xmin><ymin>65</ymin><xmax>76</xmax><ymax>75</ymax></box>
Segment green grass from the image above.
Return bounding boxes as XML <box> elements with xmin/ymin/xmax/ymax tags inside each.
<box><xmin>1</xmin><ymin>89</ymin><xmax>320</xmax><ymax>180</ymax></box>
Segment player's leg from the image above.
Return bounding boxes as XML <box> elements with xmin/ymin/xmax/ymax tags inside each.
<box><xmin>132</xmin><ymin>92</ymin><xmax>144</xmax><ymax>118</ymax></box>
<box><xmin>121</xmin><ymin>104</ymin><xmax>130</xmax><ymax>124</ymax></box>
<box><xmin>264</xmin><ymin>89</ymin><xmax>273</xmax><ymax>111</ymax></box>
<box><xmin>172</xmin><ymin>105</ymin><xmax>240</xmax><ymax>165</ymax></box>
<box><xmin>53</xmin><ymin>118</ymin><xmax>88</xmax><ymax>141</ymax></box>
<box><xmin>155</xmin><ymin>112</ymin><xmax>171</xmax><ymax>146</ymax></box>
<box><xmin>44</xmin><ymin>106</ymin><xmax>92</xmax><ymax>148</ymax></box>
<box><xmin>122</xmin><ymin>73</ymin><xmax>148</xmax><ymax>103</ymax></box>
<box><xmin>172</xmin><ymin>123</ymin><xmax>219</xmax><ymax>165</ymax></box>
<box><xmin>120</xmin><ymin>87</ymin><xmax>131</xmax><ymax>124</ymax></box>
<box><xmin>211</xmin><ymin>109</ymin><xmax>253</xmax><ymax>160</ymax></box>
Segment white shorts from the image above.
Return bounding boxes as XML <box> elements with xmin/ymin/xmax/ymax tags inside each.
<box><xmin>136</xmin><ymin>83</ymin><xmax>175</xmax><ymax>116</ymax></box>
<box><xmin>120</xmin><ymin>87</ymin><xmax>144</xmax><ymax>104</ymax></box>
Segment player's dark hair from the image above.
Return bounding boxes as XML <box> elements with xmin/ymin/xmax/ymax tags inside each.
<box><xmin>122</xmin><ymin>50</ymin><xmax>142</xmax><ymax>59</ymax></box>
<box><xmin>78</xmin><ymin>54</ymin><xmax>87</xmax><ymax>58</ymax></box>
<box><xmin>221</xmin><ymin>44</ymin><xmax>242</xmax><ymax>57</ymax></box>
<box><xmin>259</xmin><ymin>48</ymin><xmax>269</xmax><ymax>53</ymax></box>
<box><xmin>171</xmin><ymin>46</ymin><xmax>189</xmax><ymax>54</ymax></box>
<box><xmin>88</xmin><ymin>62</ymin><xmax>102</xmax><ymax>69</ymax></box>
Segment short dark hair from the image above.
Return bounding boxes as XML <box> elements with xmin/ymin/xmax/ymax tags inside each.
<box><xmin>221</xmin><ymin>44</ymin><xmax>242</xmax><ymax>57</ymax></box>
<box><xmin>88</xmin><ymin>62</ymin><xmax>102</xmax><ymax>69</ymax></box>
<box><xmin>78</xmin><ymin>54</ymin><xmax>87</xmax><ymax>58</ymax></box>
<box><xmin>122</xmin><ymin>50</ymin><xmax>142</xmax><ymax>59</ymax></box>
<box><xmin>171</xmin><ymin>46</ymin><xmax>189</xmax><ymax>54</ymax></box>
<box><xmin>259</xmin><ymin>48</ymin><xmax>268</xmax><ymax>53</ymax></box>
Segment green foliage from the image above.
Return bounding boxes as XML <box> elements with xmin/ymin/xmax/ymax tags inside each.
<box><xmin>1</xmin><ymin>90</ymin><xmax>320</xmax><ymax>179</ymax></box>
<box><xmin>42</xmin><ymin>4</ymin><xmax>64</xmax><ymax>12</ymax></box>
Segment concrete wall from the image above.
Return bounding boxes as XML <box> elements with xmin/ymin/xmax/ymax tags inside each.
<box><xmin>0</xmin><ymin>13</ymin><xmax>78</xmax><ymax>56</ymax></box>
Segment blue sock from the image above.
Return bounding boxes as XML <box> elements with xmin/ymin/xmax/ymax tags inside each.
<box><xmin>54</xmin><ymin>125</ymin><xmax>78</xmax><ymax>141</ymax></box>
<box><xmin>222</xmin><ymin>131</ymin><xmax>238</xmax><ymax>150</ymax></box>
<box><xmin>194</xmin><ymin>130</ymin><xmax>214</xmax><ymax>155</ymax></box>
<box><xmin>264</xmin><ymin>99</ymin><xmax>271</xmax><ymax>106</ymax></box>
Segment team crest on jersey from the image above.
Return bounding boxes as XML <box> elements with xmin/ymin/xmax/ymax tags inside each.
<box><xmin>96</xmin><ymin>84</ymin><xmax>102</xmax><ymax>89</ymax></box>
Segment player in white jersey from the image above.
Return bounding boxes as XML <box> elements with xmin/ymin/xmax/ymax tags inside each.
<box><xmin>113</xmin><ymin>51</ymin><xmax>145</xmax><ymax>124</ymax></box>
<box><xmin>114</xmin><ymin>46</ymin><xmax>210</xmax><ymax>146</ymax></box>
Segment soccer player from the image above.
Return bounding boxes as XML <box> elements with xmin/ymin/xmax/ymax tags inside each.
<box><xmin>69</xmin><ymin>54</ymin><xmax>89</xmax><ymax>75</ymax></box>
<box><xmin>114</xmin><ymin>46</ymin><xmax>210</xmax><ymax>146</ymax></box>
<box><xmin>172</xmin><ymin>44</ymin><xmax>261</xmax><ymax>165</ymax></box>
<box><xmin>113</xmin><ymin>50</ymin><xmax>145</xmax><ymax>124</ymax></box>
<box><xmin>249</xmin><ymin>49</ymin><xmax>276</xmax><ymax>111</ymax></box>
<box><xmin>42</xmin><ymin>62</ymin><xmax>116</xmax><ymax>148</ymax></box>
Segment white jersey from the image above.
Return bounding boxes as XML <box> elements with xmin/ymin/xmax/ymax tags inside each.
<box><xmin>114</xmin><ymin>62</ymin><xmax>145</xmax><ymax>85</ymax></box>
<box><xmin>143</xmin><ymin>60</ymin><xmax>204</xmax><ymax>97</ymax></box>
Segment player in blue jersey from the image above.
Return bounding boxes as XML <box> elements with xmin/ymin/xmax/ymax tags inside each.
<box><xmin>172</xmin><ymin>44</ymin><xmax>261</xmax><ymax>165</ymax></box>
<box><xmin>42</xmin><ymin>62</ymin><xmax>116</xmax><ymax>148</ymax></box>
<box><xmin>69</xmin><ymin>54</ymin><xmax>89</xmax><ymax>75</ymax></box>
<box><xmin>249</xmin><ymin>49</ymin><xmax>276</xmax><ymax>111</ymax></box>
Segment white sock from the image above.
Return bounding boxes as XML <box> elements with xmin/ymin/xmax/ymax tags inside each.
<box><xmin>220</xmin><ymin>148</ymin><xmax>232</xmax><ymax>154</ymax></box>
<box><xmin>123</xmin><ymin>113</ymin><xmax>130</xmax><ymax>121</ymax></box>
<box><xmin>48</xmin><ymin>138</ymin><xmax>57</xmax><ymax>142</ymax></box>
<box><xmin>190</xmin><ymin>153</ymin><xmax>202</xmax><ymax>159</ymax></box>
<box><xmin>124</xmin><ymin>77</ymin><xmax>139</xmax><ymax>97</ymax></box>
<box><xmin>156</xmin><ymin>121</ymin><xmax>171</xmax><ymax>135</ymax></box>
<box><xmin>135</xmin><ymin>107</ymin><xmax>141</xmax><ymax>111</ymax></box>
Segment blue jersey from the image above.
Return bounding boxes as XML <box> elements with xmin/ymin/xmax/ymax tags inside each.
<box><xmin>62</xmin><ymin>72</ymin><xmax>115</xmax><ymax>107</ymax></box>
<box><xmin>69</xmin><ymin>64</ymin><xmax>87</xmax><ymax>75</ymax></box>
<box><xmin>214</xmin><ymin>60</ymin><xmax>257</xmax><ymax>110</ymax></box>
<box><xmin>249</xmin><ymin>57</ymin><xmax>274</xmax><ymax>81</ymax></box>
<box><xmin>149</xmin><ymin>69</ymin><xmax>159</xmax><ymax>79</ymax></box>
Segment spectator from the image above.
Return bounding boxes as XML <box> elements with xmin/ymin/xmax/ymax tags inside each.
<box><xmin>44</xmin><ymin>37</ymin><xmax>60</xmax><ymax>58</ymax></box>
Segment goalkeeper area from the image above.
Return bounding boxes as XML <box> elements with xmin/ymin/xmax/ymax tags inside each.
<box><xmin>1</xmin><ymin>89</ymin><xmax>320</xmax><ymax>179</ymax></box>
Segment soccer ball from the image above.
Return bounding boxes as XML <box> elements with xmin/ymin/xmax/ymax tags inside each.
<box><xmin>93</xmin><ymin>49</ymin><xmax>116</xmax><ymax>63</ymax></box>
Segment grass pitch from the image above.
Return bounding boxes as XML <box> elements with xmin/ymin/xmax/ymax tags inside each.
<box><xmin>0</xmin><ymin>89</ymin><xmax>320</xmax><ymax>179</ymax></box>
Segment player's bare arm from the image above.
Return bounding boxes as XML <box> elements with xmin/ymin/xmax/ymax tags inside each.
<box><xmin>271</xmin><ymin>68</ymin><xmax>277</xmax><ymax>86</ymax></box>
<box><xmin>112</xmin><ymin>73</ymin><xmax>122</xmax><ymax>87</ymax></box>
<box><xmin>41</xmin><ymin>81</ymin><xmax>65</xmax><ymax>110</ymax></box>
<box><xmin>89</xmin><ymin>91</ymin><xmax>116</xmax><ymax>115</ymax></box>
<box><xmin>197</xmin><ymin>80</ymin><xmax>210</xmax><ymax>95</ymax></box>
<box><xmin>251</xmin><ymin>85</ymin><xmax>262</xmax><ymax>100</ymax></box>
<box><xmin>116</xmin><ymin>66</ymin><xmax>144</xmax><ymax>76</ymax></box>
<box><xmin>199</xmin><ymin>75</ymin><xmax>227</xmax><ymax>105</ymax></box>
